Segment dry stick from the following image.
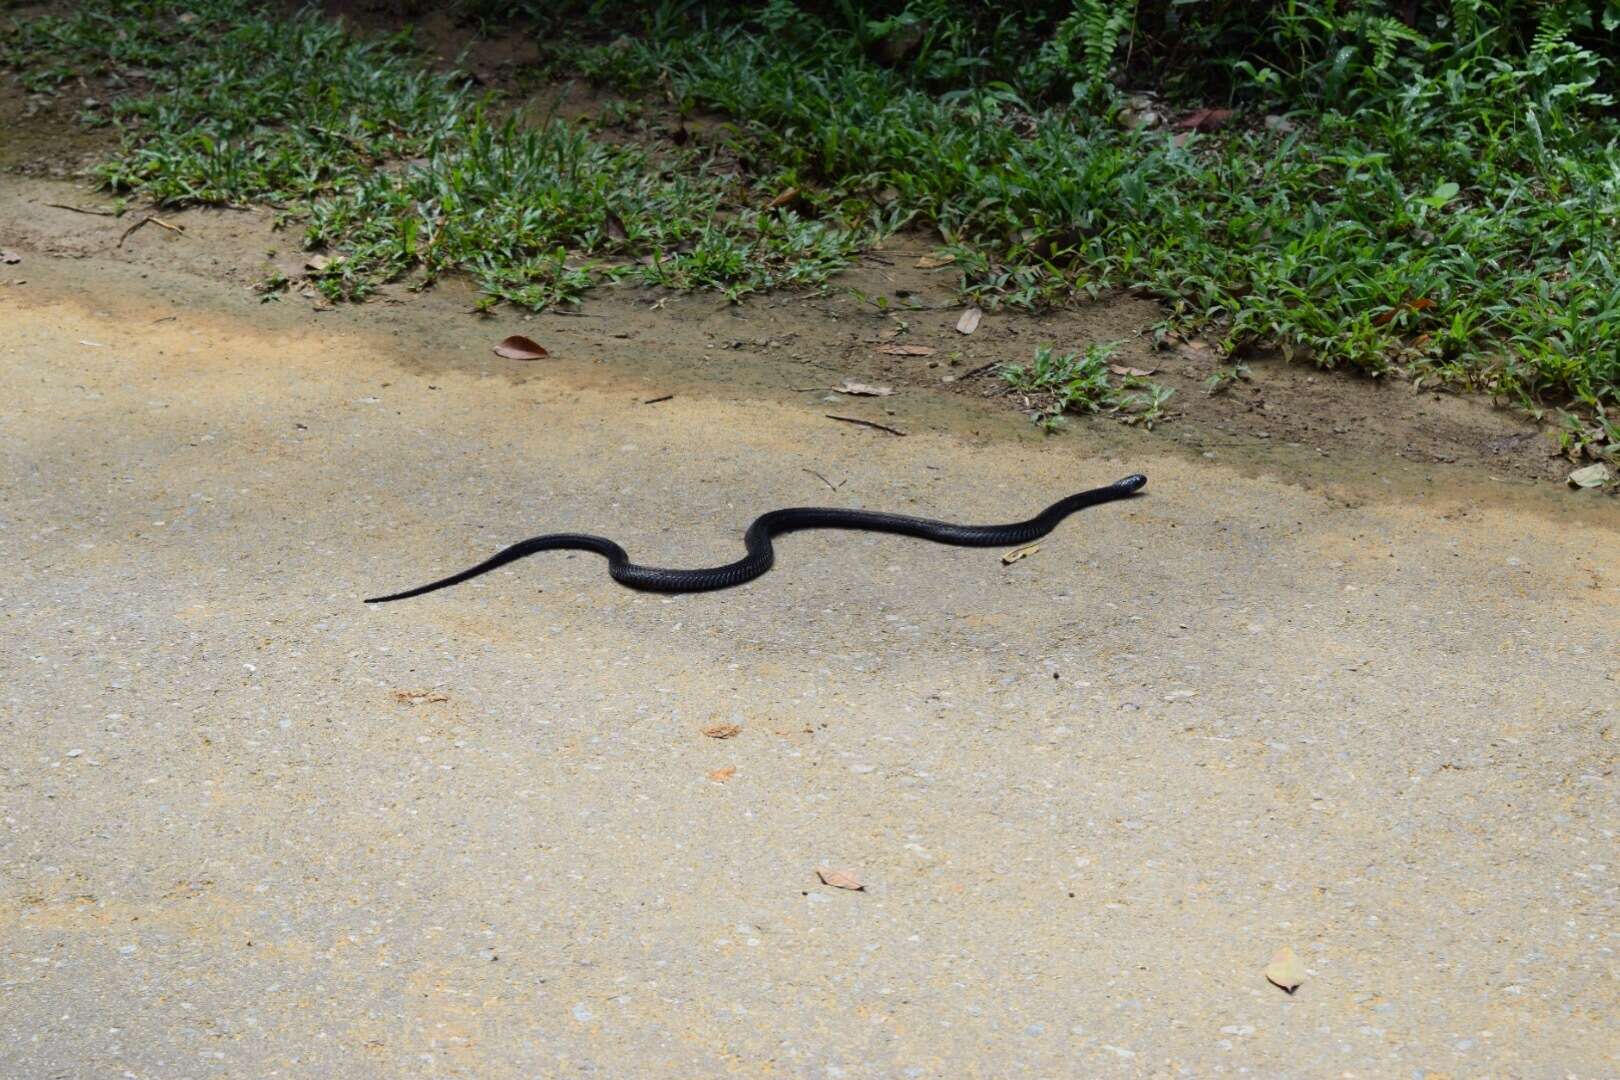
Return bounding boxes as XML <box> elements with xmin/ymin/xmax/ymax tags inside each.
<box><xmin>802</xmin><ymin>468</ymin><xmax>844</xmax><ymax>492</ymax></box>
<box><xmin>46</xmin><ymin>202</ymin><xmax>117</xmax><ymax>216</ymax></box>
<box><xmin>641</xmin><ymin>394</ymin><xmax>674</xmax><ymax>405</ymax></box>
<box><xmin>118</xmin><ymin>215</ymin><xmax>186</xmax><ymax>247</ymax></box>
<box><xmin>957</xmin><ymin>359</ymin><xmax>1003</xmax><ymax>381</ymax></box>
<box><xmin>825</xmin><ymin>414</ymin><xmax>906</xmax><ymax>436</ymax></box>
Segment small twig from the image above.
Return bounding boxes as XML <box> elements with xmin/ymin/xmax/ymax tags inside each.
<box><xmin>118</xmin><ymin>214</ymin><xmax>186</xmax><ymax>246</ymax></box>
<box><xmin>118</xmin><ymin>217</ymin><xmax>149</xmax><ymax>246</ymax></box>
<box><xmin>641</xmin><ymin>394</ymin><xmax>674</xmax><ymax>405</ymax></box>
<box><xmin>46</xmin><ymin>202</ymin><xmax>117</xmax><ymax>216</ymax></box>
<box><xmin>825</xmin><ymin>414</ymin><xmax>906</xmax><ymax>436</ymax></box>
<box><xmin>957</xmin><ymin>359</ymin><xmax>1003</xmax><ymax>381</ymax></box>
<box><xmin>802</xmin><ymin>468</ymin><xmax>845</xmax><ymax>491</ymax></box>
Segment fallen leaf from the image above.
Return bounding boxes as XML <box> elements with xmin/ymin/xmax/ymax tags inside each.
<box><xmin>304</xmin><ymin>253</ymin><xmax>342</xmax><ymax>272</ymax></box>
<box><xmin>875</xmin><ymin>344</ymin><xmax>935</xmax><ymax>356</ymax></box>
<box><xmin>492</xmin><ymin>334</ymin><xmax>549</xmax><ymax>360</ymax></box>
<box><xmin>707</xmin><ymin>765</ymin><xmax>736</xmax><ymax>783</ymax></box>
<box><xmin>1001</xmin><ymin>543</ymin><xmax>1041</xmax><ymax>565</ymax></box>
<box><xmin>0</xmin><ymin>250</ymin><xmax>20</xmax><ymax>265</ymax></box>
<box><xmin>816</xmin><ymin>867</ymin><xmax>864</xmax><ymax>891</ymax></box>
<box><xmin>1110</xmin><ymin>364</ymin><xmax>1158</xmax><ymax>377</ymax></box>
<box><xmin>177</xmin><ymin>11</ymin><xmax>196</xmax><ymax>22</ymax></box>
<box><xmin>1568</xmin><ymin>463</ymin><xmax>1611</xmax><ymax>489</ymax></box>
<box><xmin>392</xmin><ymin>689</ymin><xmax>449</xmax><ymax>705</ymax></box>
<box><xmin>955</xmin><ymin>306</ymin><xmax>983</xmax><ymax>335</ymax></box>
<box><xmin>1373</xmin><ymin>297</ymin><xmax>1436</xmax><ymax>326</ymax></box>
<box><xmin>1174</xmin><ymin>107</ymin><xmax>1236</xmax><ymax>133</ymax></box>
<box><xmin>766</xmin><ymin>186</ymin><xmax>800</xmax><ymax>210</ymax></box>
<box><xmin>702</xmin><ymin>723</ymin><xmax>742</xmax><ymax>739</ymax></box>
<box><xmin>914</xmin><ymin>254</ymin><xmax>955</xmax><ymax>269</ymax></box>
<box><xmin>835</xmin><ymin>379</ymin><xmax>893</xmax><ymax>397</ymax></box>
<box><xmin>1264</xmin><ymin>946</ymin><xmax>1305</xmax><ymax>994</ymax></box>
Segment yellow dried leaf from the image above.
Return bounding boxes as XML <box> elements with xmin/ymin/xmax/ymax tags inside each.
<box><xmin>1264</xmin><ymin>946</ymin><xmax>1305</xmax><ymax>994</ymax></box>
<box><xmin>1001</xmin><ymin>543</ymin><xmax>1041</xmax><ymax>565</ymax></box>
<box><xmin>707</xmin><ymin>765</ymin><xmax>736</xmax><ymax>783</ymax></box>
<box><xmin>816</xmin><ymin>867</ymin><xmax>864</xmax><ymax>891</ymax></box>
<box><xmin>392</xmin><ymin>689</ymin><xmax>449</xmax><ymax>705</ymax></box>
<box><xmin>955</xmin><ymin>306</ymin><xmax>983</xmax><ymax>335</ymax></box>
<box><xmin>702</xmin><ymin>723</ymin><xmax>742</xmax><ymax>739</ymax></box>
<box><xmin>835</xmin><ymin>380</ymin><xmax>894</xmax><ymax>397</ymax></box>
<box><xmin>915</xmin><ymin>254</ymin><xmax>955</xmax><ymax>269</ymax></box>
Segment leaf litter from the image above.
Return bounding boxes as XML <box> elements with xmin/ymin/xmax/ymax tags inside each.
<box><xmin>816</xmin><ymin>867</ymin><xmax>865</xmax><ymax>891</ymax></box>
<box><xmin>1264</xmin><ymin>946</ymin><xmax>1305</xmax><ymax>994</ymax></box>
<box><xmin>492</xmin><ymin>334</ymin><xmax>549</xmax><ymax>360</ymax></box>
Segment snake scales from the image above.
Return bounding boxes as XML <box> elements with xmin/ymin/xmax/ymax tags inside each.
<box><xmin>365</xmin><ymin>473</ymin><xmax>1146</xmax><ymax>601</ymax></box>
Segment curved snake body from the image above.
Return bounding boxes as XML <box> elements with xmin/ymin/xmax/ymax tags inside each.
<box><xmin>366</xmin><ymin>473</ymin><xmax>1146</xmax><ymax>601</ymax></box>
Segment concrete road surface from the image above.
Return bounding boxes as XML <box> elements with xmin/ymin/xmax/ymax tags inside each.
<box><xmin>2</xmin><ymin>254</ymin><xmax>1617</xmax><ymax>1078</ymax></box>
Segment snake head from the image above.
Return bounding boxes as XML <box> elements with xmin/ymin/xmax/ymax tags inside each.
<box><xmin>1115</xmin><ymin>473</ymin><xmax>1148</xmax><ymax>493</ymax></box>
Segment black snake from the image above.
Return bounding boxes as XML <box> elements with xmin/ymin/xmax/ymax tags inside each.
<box><xmin>365</xmin><ymin>473</ymin><xmax>1146</xmax><ymax>601</ymax></box>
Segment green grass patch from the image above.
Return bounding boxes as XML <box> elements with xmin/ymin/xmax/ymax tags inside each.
<box><xmin>1</xmin><ymin>0</ymin><xmax>876</xmax><ymax>306</ymax></box>
<box><xmin>568</xmin><ymin>4</ymin><xmax>1620</xmax><ymax>429</ymax></box>
<box><xmin>1000</xmin><ymin>342</ymin><xmax>1172</xmax><ymax>432</ymax></box>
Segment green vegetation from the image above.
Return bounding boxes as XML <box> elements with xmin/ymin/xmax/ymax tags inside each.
<box><xmin>1001</xmin><ymin>342</ymin><xmax>1172</xmax><ymax>432</ymax></box>
<box><xmin>1</xmin><ymin>0</ymin><xmax>875</xmax><ymax>305</ymax></box>
<box><xmin>3</xmin><ymin>0</ymin><xmax>1618</xmax><ymax>453</ymax></box>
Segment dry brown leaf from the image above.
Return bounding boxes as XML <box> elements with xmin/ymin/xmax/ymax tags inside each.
<box><xmin>1174</xmin><ymin>107</ymin><xmax>1236</xmax><ymax>133</ymax></box>
<box><xmin>915</xmin><ymin>254</ymin><xmax>955</xmax><ymax>269</ymax></box>
<box><xmin>1568</xmin><ymin>463</ymin><xmax>1610</xmax><ymax>489</ymax></box>
<box><xmin>1001</xmin><ymin>543</ymin><xmax>1041</xmax><ymax>565</ymax></box>
<box><xmin>835</xmin><ymin>379</ymin><xmax>894</xmax><ymax>397</ymax></box>
<box><xmin>1264</xmin><ymin>946</ymin><xmax>1305</xmax><ymax>994</ymax></box>
<box><xmin>816</xmin><ymin>867</ymin><xmax>865</xmax><ymax>891</ymax></box>
<box><xmin>304</xmin><ymin>254</ymin><xmax>341</xmax><ymax>272</ymax></box>
<box><xmin>767</xmin><ymin>186</ymin><xmax>801</xmax><ymax>210</ymax></box>
<box><xmin>392</xmin><ymin>689</ymin><xmax>449</xmax><ymax>705</ymax></box>
<box><xmin>707</xmin><ymin>765</ymin><xmax>737</xmax><ymax>783</ymax></box>
<box><xmin>955</xmin><ymin>306</ymin><xmax>983</xmax><ymax>335</ymax></box>
<box><xmin>1110</xmin><ymin>364</ymin><xmax>1158</xmax><ymax>377</ymax></box>
<box><xmin>492</xmin><ymin>334</ymin><xmax>550</xmax><ymax>360</ymax></box>
<box><xmin>875</xmin><ymin>344</ymin><xmax>935</xmax><ymax>356</ymax></box>
<box><xmin>702</xmin><ymin>723</ymin><xmax>742</xmax><ymax>739</ymax></box>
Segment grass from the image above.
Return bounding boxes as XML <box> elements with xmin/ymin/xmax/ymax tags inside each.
<box><xmin>567</xmin><ymin>5</ymin><xmax>1620</xmax><ymax>440</ymax></box>
<box><xmin>0</xmin><ymin>0</ymin><xmax>877</xmax><ymax>307</ymax></box>
<box><xmin>1000</xmin><ymin>343</ymin><xmax>1172</xmax><ymax>432</ymax></box>
<box><xmin>3</xmin><ymin>0</ymin><xmax>1618</xmax><ymax>454</ymax></box>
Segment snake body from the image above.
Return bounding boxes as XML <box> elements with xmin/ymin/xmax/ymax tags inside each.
<box><xmin>365</xmin><ymin>473</ymin><xmax>1146</xmax><ymax>601</ymax></box>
